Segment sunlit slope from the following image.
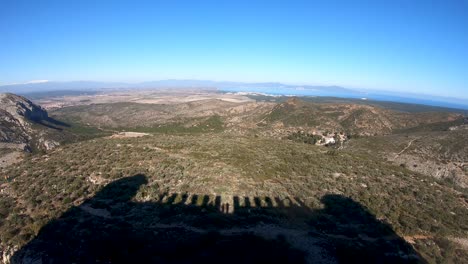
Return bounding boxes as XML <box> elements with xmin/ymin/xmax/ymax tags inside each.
<box><xmin>346</xmin><ymin>128</ymin><xmax>468</xmax><ymax>188</ymax></box>
<box><xmin>260</xmin><ymin>98</ymin><xmax>462</xmax><ymax>136</ymax></box>
<box><xmin>1</xmin><ymin>134</ymin><xmax>467</xmax><ymax>262</ymax></box>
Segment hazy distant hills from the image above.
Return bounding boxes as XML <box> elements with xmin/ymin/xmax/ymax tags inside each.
<box><xmin>1</xmin><ymin>80</ymin><xmax>466</xmax><ymax>110</ymax></box>
<box><xmin>0</xmin><ymin>80</ymin><xmax>354</xmax><ymax>93</ymax></box>
<box><xmin>0</xmin><ymin>81</ymin><xmax>127</xmax><ymax>93</ymax></box>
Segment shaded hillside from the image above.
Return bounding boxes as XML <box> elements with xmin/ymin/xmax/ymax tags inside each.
<box><xmin>1</xmin><ymin>134</ymin><xmax>467</xmax><ymax>263</ymax></box>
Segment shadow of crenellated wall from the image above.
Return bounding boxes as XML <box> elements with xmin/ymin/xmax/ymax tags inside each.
<box><xmin>12</xmin><ymin>174</ymin><xmax>426</xmax><ymax>264</ymax></box>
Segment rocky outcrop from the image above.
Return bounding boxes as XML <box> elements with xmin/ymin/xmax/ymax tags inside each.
<box><xmin>0</xmin><ymin>93</ymin><xmax>59</xmax><ymax>151</ymax></box>
<box><xmin>392</xmin><ymin>154</ymin><xmax>467</xmax><ymax>188</ymax></box>
<box><xmin>1</xmin><ymin>245</ymin><xmax>18</xmax><ymax>264</ymax></box>
<box><xmin>0</xmin><ymin>93</ymin><xmax>48</xmax><ymax>124</ymax></box>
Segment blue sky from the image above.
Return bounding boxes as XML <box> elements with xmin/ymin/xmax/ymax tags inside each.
<box><xmin>1</xmin><ymin>0</ymin><xmax>467</xmax><ymax>98</ymax></box>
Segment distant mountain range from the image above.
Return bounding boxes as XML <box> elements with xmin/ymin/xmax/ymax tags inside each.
<box><xmin>0</xmin><ymin>80</ymin><xmax>355</xmax><ymax>92</ymax></box>
<box><xmin>1</xmin><ymin>80</ymin><xmax>466</xmax><ymax>110</ymax></box>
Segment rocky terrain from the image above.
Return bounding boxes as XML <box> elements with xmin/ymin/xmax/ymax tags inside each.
<box><xmin>0</xmin><ymin>92</ymin><xmax>467</xmax><ymax>263</ymax></box>
<box><xmin>1</xmin><ymin>94</ymin><xmax>46</xmax><ymax>144</ymax></box>
<box><xmin>0</xmin><ymin>93</ymin><xmax>63</xmax><ymax>151</ymax></box>
<box><xmin>259</xmin><ymin>97</ymin><xmax>461</xmax><ymax>137</ymax></box>
<box><xmin>347</xmin><ymin>128</ymin><xmax>468</xmax><ymax>188</ymax></box>
<box><xmin>0</xmin><ymin>94</ymin><xmax>62</xmax><ymax>168</ymax></box>
<box><xmin>0</xmin><ymin>93</ymin><xmax>113</xmax><ymax>169</ymax></box>
<box><xmin>50</xmin><ymin>96</ymin><xmax>461</xmax><ymax>139</ymax></box>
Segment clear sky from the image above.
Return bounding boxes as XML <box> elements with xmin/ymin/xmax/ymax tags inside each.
<box><xmin>1</xmin><ymin>0</ymin><xmax>467</xmax><ymax>98</ymax></box>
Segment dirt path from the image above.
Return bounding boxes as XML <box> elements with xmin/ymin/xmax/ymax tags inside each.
<box><xmin>108</xmin><ymin>132</ymin><xmax>150</xmax><ymax>139</ymax></box>
<box><xmin>394</xmin><ymin>138</ymin><xmax>418</xmax><ymax>158</ymax></box>
<box><xmin>403</xmin><ymin>235</ymin><xmax>432</xmax><ymax>244</ymax></box>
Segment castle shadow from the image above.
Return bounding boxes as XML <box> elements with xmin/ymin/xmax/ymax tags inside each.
<box><xmin>12</xmin><ymin>175</ymin><xmax>425</xmax><ymax>264</ymax></box>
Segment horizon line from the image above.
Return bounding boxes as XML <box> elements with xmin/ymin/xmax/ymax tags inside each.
<box><xmin>1</xmin><ymin>78</ymin><xmax>467</xmax><ymax>104</ymax></box>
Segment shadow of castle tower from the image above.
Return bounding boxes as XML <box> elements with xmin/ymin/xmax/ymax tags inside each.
<box><xmin>12</xmin><ymin>175</ymin><xmax>425</xmax><ymax>264</ymax></box>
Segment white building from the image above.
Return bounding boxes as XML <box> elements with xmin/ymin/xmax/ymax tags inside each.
<box><xmin>324</xmin><ymin>137</ymin><xmax>336</xmax><ymax>145</ymax></box>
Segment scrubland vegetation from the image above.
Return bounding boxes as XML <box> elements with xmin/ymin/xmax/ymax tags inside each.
<box><xmin>2</xmin><ymin>133</ymin><xmax>467</xmax><ymax>262</ymax></box>
<box><xmin>1</xmin><ymin>94</ymin><xmax>467</xmax><ymax>263</ymax></box>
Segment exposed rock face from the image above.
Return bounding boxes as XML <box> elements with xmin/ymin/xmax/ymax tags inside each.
<box><xmin>1</xmin><ymin>245</ymin><xmax>18</xmax><ymax>264</ymax></box>
<box><xmin>0</xmin><ymin>93</ymin><xmax>59</xmax><ymax>150</ymax></box>
<box><xmin>0</xmin><ymin>93</ymin><xmax>48</xmax><ymax>124</ymax></box>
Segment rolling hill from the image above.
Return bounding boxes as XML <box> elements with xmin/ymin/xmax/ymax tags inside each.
<box><xmin>260</xmin><ymin>97</ymin><xmax>462</xmax><ymax>136</ymax></box>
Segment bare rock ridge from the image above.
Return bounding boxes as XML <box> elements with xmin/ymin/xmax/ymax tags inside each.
<box><xmin>0</xmin><ymin>93</ymin><xmax>59</xmax><ymax>151</ymax></box>
<box><xmin>0</xmin><ymin>93</ymin><xmax>48</xmax><ymax>123</ymax></box>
